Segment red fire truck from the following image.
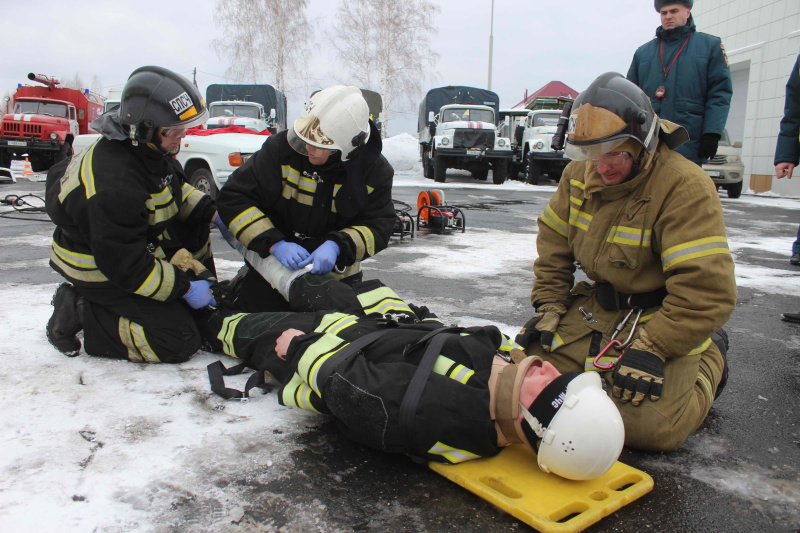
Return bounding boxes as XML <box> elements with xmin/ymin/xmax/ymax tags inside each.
<box><xmin>0</xmin><ymin>73</ymin><xmax>105</xmax><ymax>172</ymax></box>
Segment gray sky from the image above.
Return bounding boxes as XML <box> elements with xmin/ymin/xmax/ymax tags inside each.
<box><xmin>2</xmin><ymin>0</ymin><xmax>660</xmax><ymax>135</ymax></box>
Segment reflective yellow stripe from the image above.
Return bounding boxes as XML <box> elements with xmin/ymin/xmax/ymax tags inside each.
<box><xmin>59</xmin><ymin>142</ymin><xmax>89</xmax><ymax>203</ymax></box>
<box><xmin>428</xmin><ymin>442</ymin><xmax>480</xmax><ymax>463</ymax></box>
<box><xmin>607</xmin><ymin>225</ymin><xmax>652</xmax><ymax>247</ymax></box>
<box><xmin>357</xmin><ymin>286</ymin><xmax>414</xmax><ymax>316</ymax></box>
<box><xmin>688</xmin><ymin>338</ymin><xmax>712</xmax><ymax>356</ymax></box>
<box><xmin>499</xmin><ymin>334</ymin><xmax>523</xmax><ymax>352</ymax></box>
<box><xmin>315</xmin><ymin>313</ymin><xmax>359</xmax><ymax>336</ymax></box>
<box><xmin>569</xmin><ymin>207</ymin><xmax>592</xmax><ymax>231</ymax></box>
<box><xmin>218</xmin><ymin>313</ymin><xmax>248</xmax><ymax>357</ymax></box>
<box><xmin>343</xmin><ymin>225</ymin><xmax>376</xmax><ymax>258</ymax></box>
<box><xmin>180</xmin><ymin>184</ymin><xmax>206</xmax><ymax>217</ymax></box>
<box><xmin>52</xmin><ymin>241</ymin><xmax>97</xmax><ymax>269</ymax></box>
<box><xmin>569</xmin><ymin>179</ymin><xmax>585</xmax><ymax>190</ymax></box>
<box><xmin>549</xmin><ymin>332</ymin><xmax>564</xmax><ymax>351</ymax></box>
<box><xmin>696</xmin><ymin>372</ymin><xmax>714</xmax><ymax>402</ymax></box>
<box><xmin>432</xmin><ymin>355</ymin><xmax>474</xmax><ymax>384</ymax></box>
<box><xmin>133</xmin><ymin>258</ymin><xmax>175</xmax><ymax>301</ymax></box>
<box><xmin>296</xmin><ymin>333</ymin><xmax>345</xmax><ymax>394</ymax></box>
<box><xmin>230</xmin><ymin>206</ymin><xmax>266</xmax><ymax>236</ymax></box>
<box><xmin>50</xmin><ymin>249</ymin><xmax>108</xmax><ymax>282</ymax></box>
<box><xmin>540</xmin><ymin>205</ymin><xmax>568</xmax><ymax>237</ymax></box>
<box><xmin>281</xmin><ymin>374</ymin><xmax>322</xmax><ymax>413</ymax></box>
<box><xmin>662</xmin><ymin>236</ymin><xmax>731</xmax><ymax>270</ymax></box>
<box><xmin>118</xmin><ymin>317</ymin><xmax>161</xmax><ymax>363</ymax></box>
<box><xmin>81</xmin><ymin>142</ymin><xmax>97</xmax><ymax>199</ymax></box>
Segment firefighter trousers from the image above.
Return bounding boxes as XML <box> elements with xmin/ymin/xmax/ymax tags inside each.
<box><xmin>75</xmin><ymin>284</ymin><xmax>202</xmax><ymax>364</ymax></box>
<box><xmin>525</xmin><ymin>304</ymin><xmax>726</xmax><ymax>452</ymax></box>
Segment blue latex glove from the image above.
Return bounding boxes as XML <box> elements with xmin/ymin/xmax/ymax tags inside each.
<box><xmin>212</xmin><ymin>212</ymin><xmax>234</xmax><ymax>248</ymax></box>
<box><xmin>271</xmin><ymin>240</ymin><xmax>310</xmax><ymax>270</ymax></box>
<box><xmin>300</xmin><ymin>240</ymin><xmax>340</xmax><ymax>274</ymax></box>
<box><xmin>183</xmin><ymin>280</ymin><xmax>217</xmax><ymax>309</ymax></box>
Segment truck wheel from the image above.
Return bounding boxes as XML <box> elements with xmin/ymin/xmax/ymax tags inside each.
<box><xmin>190</xmin><ymin>168</ymin><xmax>219</xmax><ymax>199</ymax></box>
<box><xmin>726</xmin><ymin>180</ymin><xmax>743</xmax><ymax>199</ymax></box>
<box><xmin>492</xmin><ymin>160</ymin><xmax>508</xmax><ymax>184</ymax></box>
<box><xmin>433</xmin><ymin>155</ymin><xmax>447</xmax><ymax>183</ymax></box>
<box><xmin>28</xmin><ymin>154</ymin><xmax>49</xmax><ymax>173</ymax></box>
<box><xmin>472</xmin><ymin>164</ymin><xmax>489</xmax><ymax>181</ymax></box>
<box><xmin>422</xmin><ymin>149</ymin><xmax>433</xmax><ymax>179</ymax></box>
<box><xmin>525</xmin><ymin>153</ymin><xmax>541</xmax><ymax>185</ymax></box>
<box><xmin>53</xmin><ymin>141</ymin><xmax>72</xmax><ymax>167</ymax></box>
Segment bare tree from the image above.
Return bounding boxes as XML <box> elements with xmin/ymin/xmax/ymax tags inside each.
<box><xmin>211</xmin><ymin>0</ymin><xmax>311</xmax><ymax>95</ymax></box>
<box><xmin>60</xmin><ymin>72</ymin><xmax>86</xmax><ymax>90</ymax></box>
<box><xmin>331</xmin><ymin>0</ymin><xmax>439</xmax><ymax>137</ymax></box>
<box><xmin>90</xmin><ymin>74</ymin><xmax>104</xmax><ymax>96</ymax></box>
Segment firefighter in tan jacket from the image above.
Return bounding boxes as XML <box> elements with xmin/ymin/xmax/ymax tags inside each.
<box><xmin>518</xmin><ymin>72</ymin><xmax>736</xmax><ymax>452</ymax></box>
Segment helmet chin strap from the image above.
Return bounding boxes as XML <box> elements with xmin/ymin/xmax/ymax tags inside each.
<box><xmin>627</xmin><ymin>150</ymin><xmax>646</xmax><ymax>181</ymax></box>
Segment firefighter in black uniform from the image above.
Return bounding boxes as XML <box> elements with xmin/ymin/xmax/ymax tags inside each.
<box><xmin>216</xmin><ymin>85</ymin><xmax>396</xmax><ymax>312</ymax></box>
<box><xmin>204</xmin><ymin>262</ymin><xmax>626</xmax><ymax>481</ymax></box>
<box><xmin>45</xmin><ymin>65</ymin><xmax>228</xmax><ymax>363</ymax></box>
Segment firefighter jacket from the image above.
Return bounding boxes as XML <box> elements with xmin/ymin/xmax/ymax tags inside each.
<box><xmin>212</xmin><ymin>279</ymin><xmax>524</xmax><ymax>464</ymax></box>
<box><xmin>627</xmin><ymin>16</ymin><xmax>732</xmax><ymax>164</ymax></box>
<box><xmin>774</xmin><ymin>53</ymin><xmax>800</xmax><ymax>166</ymax></box>
<box><xmin>533</xmin><ymin>127</ymin><xmax>736</xmax><ymax>363</ymax></box>
<box><xmin>45</xmin><ymin>135</ymin><xmax>216</xmax><ymax>302</ymax></box>
<box><xmin>280</xmin><ymin>317</ymin><xmax>524</xmax><ymax>464</ymax></box>
<box><xmin>216</xmin><ymin>121</ymin><xmax>395</xmax><ymax>279</ymax></box>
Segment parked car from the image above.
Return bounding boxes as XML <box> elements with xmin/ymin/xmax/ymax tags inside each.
<box><xmin>703</xmin><ymin>130</ymin><xmax>743</xmax><ymax>198</ymax></box>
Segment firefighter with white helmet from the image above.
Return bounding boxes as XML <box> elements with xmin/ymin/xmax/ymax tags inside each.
<box><xmin>517</xmin><ymin>72</ymin><xmax>736</xmax><ymax>452</ymax></box>
<box><xmin>45</xmin><ymin>65</ymin><xmax>227</xmax><ymax>363</ymax></box>
<box><xmin>216</xmin><ymin>85</ymin><xmax>395</xmax><ymax>312</ymax></box>
<box><xmin>200</xmin><ymin>262</ymin><xmax>624</xmax><ymax>481</ymax></box>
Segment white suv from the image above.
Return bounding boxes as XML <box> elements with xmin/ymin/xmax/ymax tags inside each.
<box><xmin>702</xmin><ymin>130</ymin><xmax>744</xmax><ymax>198</ymax></box>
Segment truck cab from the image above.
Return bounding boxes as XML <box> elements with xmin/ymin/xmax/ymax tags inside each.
<box><xmin>520</xmin><ymin>109</ymin><xmax>571</xmax><ymax>185</ymax></box>
<box><xmin>418</xmin><ymin>86</ymin><xmax>512</xmax><ymax>185</ymax></box>
<box><xmin>206</xmin><ymin>101</ymin><xmax>273</xmax><ymax>133</ymax></box>
<box><xmin>0</xmin><ymin>73</ymin><xmax>104</xmax><ymax>173</ymax></box>
<box><xmin>498</xmin><ymin>108</ymin><xmax>529</xmax><ymax>180</ymax></box>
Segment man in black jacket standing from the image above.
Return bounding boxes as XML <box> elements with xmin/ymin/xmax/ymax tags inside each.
<box><xmin>45</xmin><ymin>66</ymin><xmax>227</xmax><ymax>363</ymax></box>
<box><xmin>216</xmin><ymin>85</ymin><xmax>395</xmax><ymax>312</ymax></box>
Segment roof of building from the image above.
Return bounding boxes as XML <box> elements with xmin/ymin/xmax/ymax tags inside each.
<box><xmin>512</xmin><ymin>81</ymin><xmax>579</xmax><ymax>109</ymax></box>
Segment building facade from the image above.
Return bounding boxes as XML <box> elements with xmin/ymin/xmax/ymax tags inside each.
<box><xmin>693</xmin><ymin>0</ymin><xmax>800</xmax><ymax>195</ymax></box>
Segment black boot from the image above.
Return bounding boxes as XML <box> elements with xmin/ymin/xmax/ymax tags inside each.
<box><xmin>781</xmin><ymin>312</ymin><xmax>800</xmax><ymax>323</ymax></box>
<box><xmin>711</xmin><ymin>328</ymin><xmax>729</xmax><ymax>400</ymax></box>
<box><xmin>46</xmin><ymin>283</ymin><xmax>83</xmax><ymax>357</ymax></box>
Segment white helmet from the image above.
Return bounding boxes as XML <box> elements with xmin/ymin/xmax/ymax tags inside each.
<box><xmin>288</xmin><ymin>85</ymin><xmax>370</xmax><ymax>161</ymax></box>
<box><xmin>520</xmin><ymin>372</ymin><xmax>625</xmax><ymax>480</ymax></box>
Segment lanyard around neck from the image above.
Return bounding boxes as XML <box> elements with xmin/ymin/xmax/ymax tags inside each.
<box><xmin>659</xmin><ymin>31</ymin><xmax>694</xmax><ymax>79</ymax></box>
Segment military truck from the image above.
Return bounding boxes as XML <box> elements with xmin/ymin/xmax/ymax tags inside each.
<box><xmin>418</xmin><ymin>86</ymin><xmax>512</xmax><ymax>184</ymax></box>
<box><xmin>205</xmin><ymin>84</ymin><xmax>287</xmax><ymax>134</ymax></box>
<box><xmin>499</xmin><ymin>108</ymin><xmax>530</xmax><ymax>180</ymax></box>
<box><xmin>519</xmin><ymin>97</ymin><xmax>573</xmax><ymax>185</ymax></box>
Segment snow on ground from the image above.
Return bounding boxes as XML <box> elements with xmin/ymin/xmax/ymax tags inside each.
<box><xmin>3</xmin><ymin>134</ymin><xmax>800</xmax><ymax>531</ymax></box>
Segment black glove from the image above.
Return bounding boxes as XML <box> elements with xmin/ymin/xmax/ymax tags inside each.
<box><xmin>515</xmin><ymin>307</ymin><xmax>561</xmax><ymax>350</ymax></box>
<box><xmin>698</xmin><ymin>133</ymin><xmax>720</xmax><ymax>160</ymax></box>
<box><xmin>515</xmin><ymin>314</ymin><xmax>545</xmax><ymax>348</ymax></box>
<box><xmin>612</xmin><ymin>348</ymin><xmax>664</xmax><ymax>406</ymax></box>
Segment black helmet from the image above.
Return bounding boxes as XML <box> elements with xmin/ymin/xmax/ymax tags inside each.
<box><xmin>564</xmin><ymin>72</ymin><xmax>659</xmax><ymax>161</ymax></box>
<box><xmin>118</xmin><ymin>66</ymin><xmax>208</xmax><ymax>143</ymax></box>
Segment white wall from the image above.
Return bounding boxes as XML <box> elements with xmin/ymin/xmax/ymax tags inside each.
<box><xmin>693</xmin><ymin>0</ymin><xmax>800</xmax><ymax>196</ymax></box>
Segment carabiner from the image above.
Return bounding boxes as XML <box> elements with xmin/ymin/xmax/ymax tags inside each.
<box><xmin>593</xmin><ymin>339</ymin><xmax>624</xmax><ymax>370</ymax></box>
<box><xmin>593</xmin><ymin>307</ymin><xmax>644</xmax><ymax>370</ymax></box>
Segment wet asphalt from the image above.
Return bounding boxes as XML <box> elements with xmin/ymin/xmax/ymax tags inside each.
<box><xmin>2</xmin><ymin>175</ymin><xmax>798</xmax><ymax>532</ymax></box>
